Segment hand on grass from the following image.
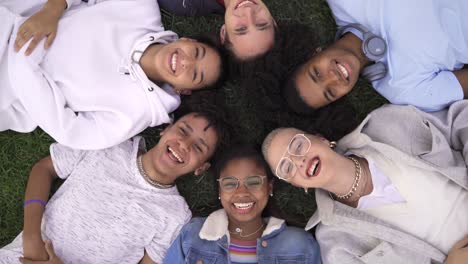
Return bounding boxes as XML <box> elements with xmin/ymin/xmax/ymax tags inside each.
<box><xmin>14</xmin><ymin>0</ymin><xmax>66</xmax><ymax>56</ymax></box>
<box><xmin>20</xmin><ymin>240</ymin><xmax>63</xmax><ymax>264</ymax></box>
<box><xmin>445</xmin><ymin>235</ymin><xmax>468</xmax><ymax>264</ymax></box>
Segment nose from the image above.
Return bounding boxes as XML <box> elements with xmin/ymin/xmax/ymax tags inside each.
<box><xmin>179</xmin><ymin>138</ymin><xmax>191</xmax><ymax>152</ymax></box>
<box><xmin>181</xmin><ymin>56</ymin><xmax>195</xmax><ymax>70</ymax></box>
<box><xmin>235</xmin><ymin>181</ymin><xmax>250</xmax><ymax>194</ymax></box>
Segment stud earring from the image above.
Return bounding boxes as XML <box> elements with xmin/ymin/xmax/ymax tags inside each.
<box><xmin>329</xmin><ymin>141</ymin><xmax>337</xmax><ymax>149</ymax></box>
<box><xmin>269</xmin><ymin>193</ymin><xmax>273</xmax><ymax>197</ymax></box>
<box><xmin>218</xmin><ymin>196</ymin><xmax>221</xmax><ymax>200</ymax></box>
<box><xmin>304</xmin><ymin>188</ymin><xmax>308</xmax><ymax>194</ymax></box>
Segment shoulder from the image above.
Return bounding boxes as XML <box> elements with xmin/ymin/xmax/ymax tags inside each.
<box><xmin>273</xmin><ymin>225</ymin><xmax>319</xmax><ymax>250</ymax></box>
<box><xmin>178</xmin><ymin>217</ymin><xmax>207</xmax><ymax>237</ymax></box>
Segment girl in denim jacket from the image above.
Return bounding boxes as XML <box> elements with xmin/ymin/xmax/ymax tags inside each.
<box><xmin>164</xmin><ymin>145</ymin><xmax>321</xmax><ymax>264</ymax></box>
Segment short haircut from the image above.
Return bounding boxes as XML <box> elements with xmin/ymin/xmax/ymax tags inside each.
<box><xmin>261</xmin><ymin>128</ymin><xmax>285</xmax><ymax>163</ymax></box>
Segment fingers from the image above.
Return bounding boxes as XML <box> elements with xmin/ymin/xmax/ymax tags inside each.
<box><xmin>44</xmin><ymin>240</ymin><xmax>57</xmax><ymax>259</ymax></box>
<box><xmin>25</xmin><ymin>35</ymin><xmax>43</xmax><ymax>56</ymax></box>
<box><xmin>14</xmin><ymin>28</ymin><xmax>33</xmax><ymax>53</ymax></box>
<box><xmin>44</xmin><ymin>32</ymin><xmax>56</xmax><ymax>50</ymax></box>
<box><xmin>452</xmin><ymin>235</ymin><xmax>468</xmax><ymax>250</ymax></box>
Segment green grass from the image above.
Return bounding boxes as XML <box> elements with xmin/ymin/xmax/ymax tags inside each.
<box><xmin>0</xmin><ymin>0</ymin><xmax>386</xmax><ymax>247</ymax></box>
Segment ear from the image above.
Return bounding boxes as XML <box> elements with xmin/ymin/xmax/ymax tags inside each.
<box><xmin>268</xmin><ymin>180</ymin><xmax>274</xmax><ymax>194</ymax></box>
<box><xmin>219</xmin><ymin>25</ymin><xmax>226</xmax><ymax>44</ymax></box>
<box><xmin>194</xmin><ymin>162</ymin><xmax>211</xmax><ymax>176</ymax></box>
<box><xmin>175</xmin><ymin>89</ymin><xmax>192</xmax><ymax>95</ymax></box>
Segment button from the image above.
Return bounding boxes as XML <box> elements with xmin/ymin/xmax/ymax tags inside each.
<box><xmin>261</xmin><ymin>241</ymin><xmax>268</xmax><ymax>247</ymax></box>
<box><xmin>148</xmin><ymin>87</ymin><xmax>154</xmax><ymax>92</ymax></box>
<box><xmin>376</xmin><ymin>250</ymin><xmax>384</xmax><ymax>257</ymax></box>
<box><xmin>196</xmin><ymin>260</ymin><xmax>203</xmax><ymax>264</ymax></box>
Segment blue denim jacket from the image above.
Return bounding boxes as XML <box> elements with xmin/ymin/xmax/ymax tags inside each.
<box><xmin>163</xmin><ymin>209</ymin><xmax>321</xmax><ymax>264</ymax></box>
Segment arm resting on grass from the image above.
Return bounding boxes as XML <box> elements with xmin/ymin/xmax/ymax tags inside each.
<box><xmin>22</xmin><ymin>156</ymin><xmax>58</xmax><ymax>261</ymax></box>
<box><xmin>454</xmin><ymin>68</ymin><xmax>468</xmax><ymax>99</ymax></box>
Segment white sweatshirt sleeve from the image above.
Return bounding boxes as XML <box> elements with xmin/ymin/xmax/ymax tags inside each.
<box><xmin>9</xmin><ymin>46</ymin><xmax>148</xmax><ymax>150</ymax></box>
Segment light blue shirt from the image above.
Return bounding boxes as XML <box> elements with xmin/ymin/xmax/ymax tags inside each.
<box><xmin>328</xmin><ymin>0</ymin><xmax>467</xmax><ymax>112</ymax></box>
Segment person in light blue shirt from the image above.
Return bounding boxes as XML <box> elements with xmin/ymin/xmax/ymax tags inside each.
<box><xmin>163</xmin><ymin>145</ymin><xmax>321</xmax><ymax>264</ymax></box>
<box><xmin>283</xmin><ymin>0</ymin><xmax>468</xmax><ymax>113</ymax></box>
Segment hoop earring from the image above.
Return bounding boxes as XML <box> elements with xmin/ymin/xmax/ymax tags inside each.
<box><xmin>329</xmin><ymin>141</ymin><xmax>337</xmax><ymax>149</ymax></box>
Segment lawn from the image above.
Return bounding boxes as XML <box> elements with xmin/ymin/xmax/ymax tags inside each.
<box><xmin>0</xmin><ymin>0</ymin><xmax>387</xmax><ymax>247</ymax></box>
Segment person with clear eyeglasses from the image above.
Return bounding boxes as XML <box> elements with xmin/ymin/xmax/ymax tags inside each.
<box><xmin>164</xmin><ymin>145</ymin><xmax>322</xmax><ymax>264</ymax></box>
<box><xmin>262</xmin><ymin>101</ymin><xmax>468</xmax><ymax>264</ymax></box>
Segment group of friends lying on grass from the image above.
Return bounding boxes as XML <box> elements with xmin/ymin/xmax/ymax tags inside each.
<box><xmin>0</xmin><ymin>0</ymin><xmax>467</xmax><ymax>263</ymax></box>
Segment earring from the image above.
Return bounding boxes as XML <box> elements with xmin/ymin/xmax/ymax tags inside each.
<box><xmin>218</xmin><ymin>196</ymin><xmax>221</xmax><ymax>200</ymax></box>
<box><xmin>329</xmin><ymin>141</ymin><xmax>337</xmax><ymax>149</ymax></box>
<box><xmin>269</xmin><ymin>193</ymin><xmax>273</xmax><ymax>197</ymax></box>
<box><xmin>304</xmin><ymin>188</ymin><xmax>308</xmax><ymax>194</ymax></box>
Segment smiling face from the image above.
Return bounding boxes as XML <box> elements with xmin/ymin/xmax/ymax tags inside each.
<box><xmin>264</xmin><ymin>128</ymin><xmax>340</xmax><ymax>189</ymax></box>
<box><xmin>152</xmin><ymin>38</ymin><xmax>222</xmax><ymax>90</ymax></box>
<box><xmin>147</xmin><ymin>113</ymin><xmax>219</xmax><ymax>182</ymax></box>
<box><xmin>294</xmin><ymin>45</ymin><xmax>362</xmax><ymax>109</ymax></box>
<box><xmin>222</xmin><ymin>0</ymin><xmax>275</xmax><ymax>60</ymax></box>
<box><xmin>219</xmin><ymin>157</ymin><xmax>272</xmax><ymax>224</ymax></box>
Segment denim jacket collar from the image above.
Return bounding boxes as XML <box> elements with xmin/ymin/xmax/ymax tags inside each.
<box><xmin>199</xmin><ymin>209</ymin><xmax>285</xmax><ymax>241</ymax></box>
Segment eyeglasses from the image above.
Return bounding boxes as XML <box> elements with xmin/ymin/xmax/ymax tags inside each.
<box><xmin>217</xmin><ymin>175</ymin><xmax>267</xmax><ymax>192</ymax></box>
<box><xmin>275</xmin><ymin>134</ymin><xmax>311</xmax><ymax>181</ymax></box>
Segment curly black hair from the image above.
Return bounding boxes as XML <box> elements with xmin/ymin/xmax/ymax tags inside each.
<box><xmin>226</xmin><ymin>24</ymin><xmax>359</xmax><ymax>144</ymax></box>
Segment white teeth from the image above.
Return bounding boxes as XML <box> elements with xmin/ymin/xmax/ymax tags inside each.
<box><xmin>171</xmin><ymin>53</ymin><xmax>178</xmax><ymax>72</ymax></box>
<box><xmin>308</xmin><ymin>160</ymin><xmax>319</xmax><ymax>176</ymax></box>
<box><xmin>237</xmin><ymin>0</ymin><xmax>254</xmax><ymax>8</ymax></box>
<box><xmin>168</xmin><ymin>146</ymin><xmax>184</xmax><ymax>163</ymax></box>
<box><xmin>337</xmin><ymin>63</ymin><xmax>349</xmax><ymax>79</ymax></box>
<box><xmin>234</xmin><ymin>202</ymin><xmax>254</xmax><ymax>209</ymax></box>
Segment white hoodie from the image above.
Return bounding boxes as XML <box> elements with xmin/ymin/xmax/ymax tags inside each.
<box><xmin>0</xmin><ymin>0</ymin><xmax>180</xmax><ymax>150</ymax></box>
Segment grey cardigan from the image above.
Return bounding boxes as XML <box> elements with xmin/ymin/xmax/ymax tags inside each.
<box><xmin>306</xmin><ymin>100</ymin><xmax>468</xmax><ymax>264</ymax></box>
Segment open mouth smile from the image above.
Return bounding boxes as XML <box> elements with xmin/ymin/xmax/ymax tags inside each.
<box><xmin>169</xmin><ymin>51</ymin><xmax>178</xmax><ymax>74</ymax></box>
<box><xmin>336</xmin><ymin>61</ymin><xmax>350</xmax><ymax>82</ymax></box>
<box><xmin>233</xmin><ymin>202</ymin><xmax>255</xmax><ymax>214</ymax></box>
<box><xmin>306</xmin><ymin>157</ymin><xmax>321</xmax><ymax>177</ymax></box>
<box><xmin>167</xmin><ymin>146</ymin><xmax>184</xmax><ymax>163</ymax></box>
<box><xmin>235</xmin><ymin>0</ymin><xmax>257</xmax><ymax>9</ymax></box>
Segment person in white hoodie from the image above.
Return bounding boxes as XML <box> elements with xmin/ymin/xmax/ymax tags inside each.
<box><xmin>0</xmin><ymin>0</ymin><xmax>225</xmax><ymax>150</ymax></box>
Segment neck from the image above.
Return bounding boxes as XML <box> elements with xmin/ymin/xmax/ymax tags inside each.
<box><xmin>335</xmin><ymin>33</ymin><xmax>372</xmax><ymax>70</ymax></box>
<box><xmin>141</xmin><ymin>152</ymin><xmax>175</xmax><ymax>185</ymax></box>
<box><xmin>322</xmin><ymin>156</ymin><xmax>373</xmax><ymax>207</ymax></box>
<box><xmin>228</xmin><ymin>216</ymin><xmax>264</xmax><ymax>241</ymax></box>
<box><xmin>139</xmin><ymin>44</ymin><xmax>164</xmax><ymax>83</ymax></box>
